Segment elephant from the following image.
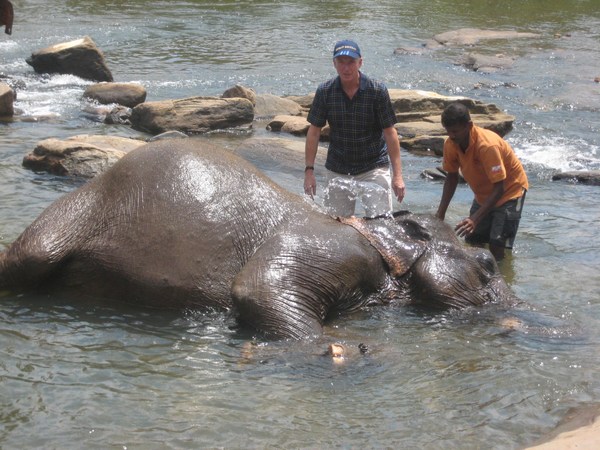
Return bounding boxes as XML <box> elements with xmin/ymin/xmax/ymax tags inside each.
<box><xmin>0</xmin><ymin>139</ymin><xmax>519</xmax><ymax>339</ymax></box>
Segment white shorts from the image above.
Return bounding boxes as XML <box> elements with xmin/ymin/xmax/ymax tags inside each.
<box><xmin>323</xmin><ymin>166</ymin><xmax>392</xmax><ymax>218</ymax></box>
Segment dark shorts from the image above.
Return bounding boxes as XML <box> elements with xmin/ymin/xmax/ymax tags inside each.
<box><xmin>466</xmin><ymin>191</ymin><xmax>526</xmax><ymax>249</ymax></box>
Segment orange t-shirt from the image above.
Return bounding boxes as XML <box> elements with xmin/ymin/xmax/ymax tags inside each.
<box><xmin>442</xmin><ymin>125</ymin><xmax>529</xmax><ymax>207</ymax></box>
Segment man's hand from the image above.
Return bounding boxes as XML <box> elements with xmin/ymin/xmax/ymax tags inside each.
<box><xmin>304</xmin><ymin>171</ymin><xmax>316</xmax><ymax>199</ymax></box>
<box><xmin>455</xmin><ymin>217</ymin><xmax>476</xmax><ymax>237</ymax></box>
<box><xmin>392</xmin><ymin>175</ymin><xmax>405</xmax><ymax>203</ymax></box>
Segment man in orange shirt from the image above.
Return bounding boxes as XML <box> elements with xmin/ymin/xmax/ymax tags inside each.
<box><xmin>435</xmin><ymin>102</ymin><xmax>529</xmax><ymax>261</ymax></box>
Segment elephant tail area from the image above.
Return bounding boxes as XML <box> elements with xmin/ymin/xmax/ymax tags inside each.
<box><xmin>0</xmin><ymin>250</ymin><xmax>17</xmax><ymax>292</ymax></box>
<box><xmin>0</xmin><ymin>245</ymin><xmax>59</xmax><ymax>293</ymax></box>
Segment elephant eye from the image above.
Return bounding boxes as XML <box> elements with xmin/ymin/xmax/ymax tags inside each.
<box><xmin>473</xmin><ymin>249</ymin><xmax>498</xmax><ymax>277</ymax></box>
<box><xmin>399</xmin><ymin>218</ymin><xmax>432</xmax><ymax>242</ymax></box>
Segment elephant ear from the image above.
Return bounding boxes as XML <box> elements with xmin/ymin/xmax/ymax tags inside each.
<box><xmin>337</xmin><ymin>215</ymin><xmax>430</xmax><ymax>277</ymax></box>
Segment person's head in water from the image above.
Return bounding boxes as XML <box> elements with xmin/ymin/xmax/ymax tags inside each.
<box><xmin>441</xmin><ymin>102</ymin><xmax>473</xmax><ymax>150</ymax></box>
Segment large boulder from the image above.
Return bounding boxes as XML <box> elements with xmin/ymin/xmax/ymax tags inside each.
<box><xmin>130</xmin><ymin>96</ymin><xmax>254</xmax><ymax>135</ymax></box>
<box><xmin>254</xmin><ymin>93</ymin><xmax>304</xmax><ymax>119</ymax></box>
<box><xmin>222</xmin><ymin>84</ymin><xmax>257</xmax><ymax>106</ymax></box>
<box><xmin>26</xmin><ymin>36</ymin><xmax>113</xmax><ymax>82</ymax></box>
<box><xmin>23</xmin><ymin>135</ymin><xmax>146</xmax><ymax>177</ymax></box>
<box><xmin>83</xmin><ymin>82</ymin><xmax>146</xmax><ymax>108</ymax></box>
<box><xmin>283</xmin><ymin>94</ymin><xmax>314</xmax><ymax>110</ymax></box>
<box><xmin>388</xmin><ymin>89</ymin><xmax>504</xmax><ymax>117</ymax></box>
<box><xmin>379</xmin><ymin>90</ymin><xmax>513</xmax><ymax>155</ymax></box>
<box><xmin>0</xmin><ymin>82</ymin><xmax>15</xmax><ymax>117</ymax></box>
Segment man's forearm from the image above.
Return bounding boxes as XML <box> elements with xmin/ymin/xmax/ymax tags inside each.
<box><xmin>436</xmin><ymin>173</ymin><xmax>459</xmax><ymax>219</ymax></box>
<box><xmin>305</xmin><ymin>125</ymin><xmax>321</xmax><ymax>166</ymax></box>
<box><xmin>383</xmin><ymin>127</ymin><xmax>402</xmax><ymax>177</ymax></box>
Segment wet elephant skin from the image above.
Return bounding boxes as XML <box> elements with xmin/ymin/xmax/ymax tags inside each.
<box><xmin>0</xmin><ymin>139</ymin><xmax>517</xmax><ymax>339</ymax></box>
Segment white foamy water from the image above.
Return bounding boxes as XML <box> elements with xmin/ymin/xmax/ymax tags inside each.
<box><xmin>516</xmin><ymin>137</ymin><xmax>600</xmax><ymax>173</ymax></box>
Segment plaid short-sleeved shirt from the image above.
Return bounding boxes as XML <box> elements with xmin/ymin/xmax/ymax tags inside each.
<box><xmin>307</xmin><ymin>72</ymin><xmax>397</xmax><ymax>175</ymax></box>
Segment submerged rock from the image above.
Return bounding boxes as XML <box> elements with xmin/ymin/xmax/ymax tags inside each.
<box><xmin>429</xmin><ymin>28</ymin><xmax>539</xmax><ymax>48</ymax></box>
<box><xmin>459</xmin><ymin>53</ymin><xmax>515</xmax><ymax>73</ymax></box>
<box><xmin>417</xmin><ymin>28</ymin><xmax>539</xmax><ymax>73</ymax></box>
<box><xmin>83</xmin><ymin>82</ymin><xmax>147</xmax><ymax>108</ymax></box>
<box><xmin>552</xmin><ymin>171</ymin><xmax>600</xmax><ymax>186</ymax></box>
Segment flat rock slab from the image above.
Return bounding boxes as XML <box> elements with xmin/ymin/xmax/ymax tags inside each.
<box><xmin>23</xmin><ymin>135</ymin><xmax>146</xmax><ymax>177</ymax></box>
<box><xmin>430</xmin><ymin>28</ymin><xmax>539</xmax><ymax>47</ymax></box>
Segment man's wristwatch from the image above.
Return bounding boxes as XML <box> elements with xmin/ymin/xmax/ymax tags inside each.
<box><xmin>304</xmin><ymin>166</ymin><xmax>314</xmax><ymax>172</ymax></box>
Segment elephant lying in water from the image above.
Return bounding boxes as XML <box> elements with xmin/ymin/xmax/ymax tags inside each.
<box><xmin>0</xmin><ymin>139</ymin><xmax>518</xmax><ymax>339</ymax></box>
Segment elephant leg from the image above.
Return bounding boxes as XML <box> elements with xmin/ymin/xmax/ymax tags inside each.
<box><xmin>230</xmin><ymin>233</ymin><xmax>387</xmax><ymax>340</ymax></box>
<box><xmin>231</xmin><ymin>257</ymin><xmax>327</xmax><ymax>339</ymax></box>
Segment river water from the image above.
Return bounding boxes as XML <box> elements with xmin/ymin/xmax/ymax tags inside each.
<box><xmin>1</xmin><ymin>1</ymin><xmax>600</xmax><ymax>448</ymax></box>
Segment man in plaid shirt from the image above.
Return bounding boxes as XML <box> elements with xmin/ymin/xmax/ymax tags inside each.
<box><xmin>304</xmin><ymin>39</ymin><xmax>405</xmax><ymax>218</ymax></box>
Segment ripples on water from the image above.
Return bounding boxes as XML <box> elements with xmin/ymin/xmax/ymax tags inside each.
<box><xmin>1</xmin><ymin>0</ymin><xmax>600</xmax><ymax>448</ymax></box>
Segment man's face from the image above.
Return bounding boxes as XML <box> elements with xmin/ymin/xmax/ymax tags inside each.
<box><xmin>444</xmin><ymin>122</ymin><xmax>472</xmax><ymax>150</ymax></box>
<box><xmin>333</xmin><ymin>56</ymin><xmax>362</xmax><ymax>82</ymax></box>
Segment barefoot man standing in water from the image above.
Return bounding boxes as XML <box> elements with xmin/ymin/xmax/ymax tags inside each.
<box><xmin>303</xmin><ymin>39</ymin><xmax>405</xmax><ymax>218</ymax></box>
<box><xmin>436</xmin><ymin>102</ymin><xmax>529</xmax><ymax>261</ymax></box>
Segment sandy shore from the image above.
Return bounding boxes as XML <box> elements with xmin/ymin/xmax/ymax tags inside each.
<box><xmin>525</xmin><ymin>404</ymin><xmax>600</xmax><ymax>449</ymax></box>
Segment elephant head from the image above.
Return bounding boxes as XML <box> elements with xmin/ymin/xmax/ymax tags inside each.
<box><xmin>345</xmin><ymin>211</ymin><xmax>518</xmax><ymax>310</ymax></box>
<box><xmin>231</xmin><ymin>208</ymin><xmax>518</xmax><ymax>339</ymax></box>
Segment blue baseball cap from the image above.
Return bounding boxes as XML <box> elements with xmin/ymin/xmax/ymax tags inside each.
<box><xmin>333</xmin><ymin>40</ymin><xmax>361</xmax><ymax>59</ymax></box>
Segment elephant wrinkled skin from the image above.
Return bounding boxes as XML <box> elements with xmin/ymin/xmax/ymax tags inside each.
<box><xmin>0</xmin><ymin>139</ymin><xmax>518</xmax><ymax>339</ymax></box>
